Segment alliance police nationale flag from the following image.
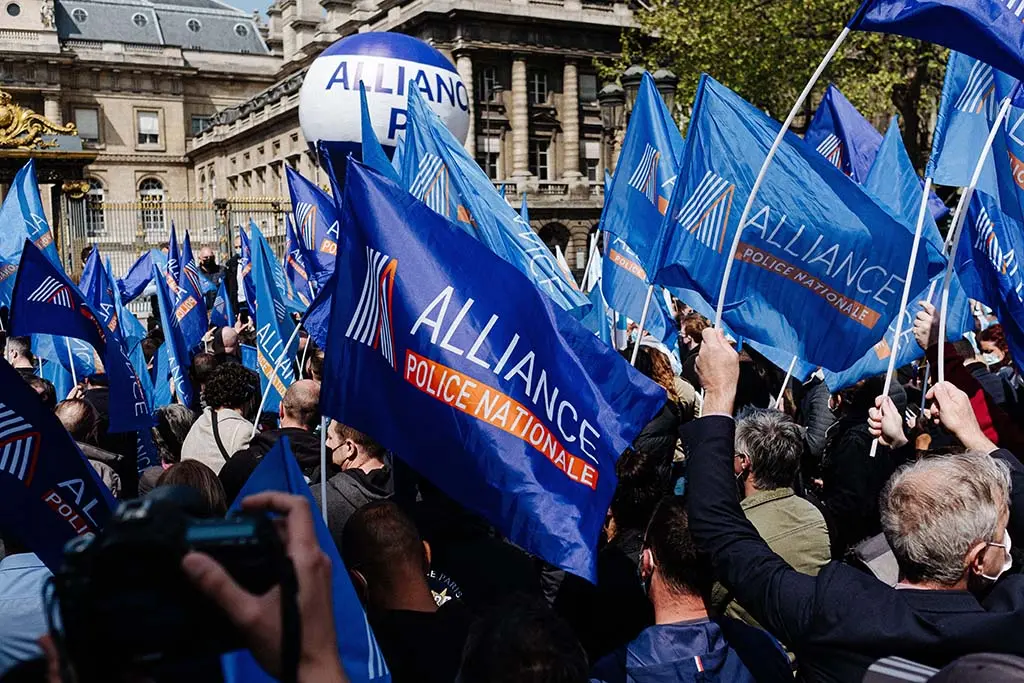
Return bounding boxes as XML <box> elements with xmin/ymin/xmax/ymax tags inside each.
<box><xmin>210</xmin><ymin>278</ymin><xmax>235</xmax><ymax>329</ymax></box>
<box><xmin>399</xmin><ymin>87</ymin><xmax>589</xmax><ymax>313</ymax></box>
<box><xmin>222</xmin><ymin>437</ymin><xmax>389</xmax><ymax>683</ymax></box>
<box><xmin>850</xmin><ymin>0</ymin><xmax>1024</xmax><ymax>84</ymax></box>
<box><xmin>0</xmin><ymin>359</ymin><xmax>116</xmax><ymax>571</ymax></box>
<box><xmin>251</xmin><ymin>227</ymin><xmax>298</xmax><ymax>414</ymax></box>
<box><xmin>152</xmin><ymin>260</ymin><xmax>194</xmax><ymax>407</ymax></box>
<box><xmin>0</xmin><ymin>160</ymin><xmax>62</xmax><ymax>305</ymax></box>
<box><xmin>11</xmin><ymin>242</ymin><xmax>152</xmax><ymax>432</ymax></box>
<box><xmin>284</xmin><ymin>217</ymin><xmax>315</xmax><ymax>307</ymax></box>
<box><xmin>321</xmin><ymin>161</ymin><xmax>664</xmax><ymax>581</ymax></box>
<box><xmin>165</xmin><ymin>223</ymin><xmax>182</xmax><ymax>294</ymax></box>
<box><xmin>239</xmin><ymin>225</ymin><xmax>257</xmax><ymax>317</ymax></box>
<box><xmin>652</xmin><ymin>75</ymin><xmax>946</xmax><ymax>372</ymax></box>
<box><xmin>601</xmin><ymin>72</ymin><xmax>683</xmax><ymax>271</ymax></box>
<box><xmin>602</xmin><ymin>235</ymin><xmax>676</xmax><ymax>346</ymax></box>
<box><xmin>286</xmin><ymin>165</ymin><xmax>339</xmax><ymax>280</ymax></box>
<box><xmin>175</xmin><ymin>232</ymin><xmax>211</xmax><ymax>351</ymax></box>
<box><xmin>118</xmin><ymin>249</ymin><xmax>163</xmax><ymax>303</ymax></box>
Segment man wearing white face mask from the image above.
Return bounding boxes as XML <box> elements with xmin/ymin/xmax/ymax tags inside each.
<box><xmin>687</xmin><ymin>328</ymin><xmax>1024</xmax><ymax>682</ymax></box>
<box><xmin>312</xmin><ymin>419</ymin><xmax>394</xmax><ymax>549</ymax></box>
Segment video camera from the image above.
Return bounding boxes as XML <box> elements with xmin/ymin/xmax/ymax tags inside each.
<box><xmin>52</xmin><ymin>485</ymin><xmax>291</xmax><ymax>681</ymax></box>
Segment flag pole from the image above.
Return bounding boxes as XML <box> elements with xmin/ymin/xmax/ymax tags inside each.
<box><xmin>251</xmin><ymin>322</ymin><xmax>304</xmax><ymax>439</ymax></box>
<box><xmin>937</xmin><ymin>96</ymin><xmax>1013</xmax><ymax>384</ymax></box>
<box><xmin>65</xmin><ymin>337</ymin><xmax>78</xmax><ymax>386</ymax></box>
<box><xmin>869</xmin><ymin>176</ymin><xmax>934</xmax><ymax>458</ymax></box>
<box><xmin>775</xmin><ymin>354</ymin><xmax>798</xmax><ymax>410</ymax></box>
<box><xmin>713</xmin><ymin>27</ymin><xmax>851</xmax><ymax>328</ymax></box>
<box><xmin>630</xmin><ymin>285</ymin><xmax>655</xmax><ymax>366</ymax></box>
<box><xmin>319</xmin><ymin>415</ymin><xmax>328</xmax><ymax>523</ymax></box>
<box><xmin>299</xmin><ymin>334</ymin><xmax>312</xmax><ymax>380</ymax></box>
<box><xmin>581</xmin><ymin>230</ymin><xmax>600</xmax><ymax>292</ymax></box>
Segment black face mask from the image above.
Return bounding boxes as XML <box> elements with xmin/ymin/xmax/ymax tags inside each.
<box><xmin>201</xmin><ymin>258</ymin><xmax>216</xmax><ymax>270</ymax></box>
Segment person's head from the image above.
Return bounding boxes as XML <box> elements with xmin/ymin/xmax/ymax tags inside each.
<box><xmin>156</xmin><ymin>460</ymin><xmax>227</xmax><ymax>517</ymax></box>
<box><xmin>458</xmin><ymin>596</ymin><xmax>588</xmax><ymax>683</ymax></box>
<box><xmin>609</xmin><ymin>448</ymin><xmax>670</xmax><ymax>533</ymax></box>
<box><xmin>159</xmin><ymin>241</ymin><xmax>170</xmax><ymax>254</ymax></box>
<box><xmin>151</xmin><ymin>404</ymin><xmax>197</xmax><ymax>465</ymax></box>
<box><xmin>198</xmin><ymin>245</ymin><xmax>217</xmax><ymax>272</ymax></box>
<box><xmin>734</xmin><ymin>409</ymin><xmax>804</xmax><ymax>494</ymax></box>
<box><xmin>202</xmin><ymin>363</ymin><xmax>260</xmax><ymax>418</ymax></box>
<box><xmin>835</xmin><ymin>375</ymin><xmax>885</xmax><ymax>417</ymax></box>
<box><xmin>881</xmin><ymin>451</ymin><xmax>1012</xmax><ymax>590</ymax></box>
<box><xmin>625</xmin><ymin>344</ymin><xmax>679</xmax><ymax>402</ymax></box>
<box><xmin>141</xmin><ymin>336</ymin><xmax>161</xmax><ymax>367</ymax></box>
<box><xmin>640</xmin><ymin>496</ymin><xmax>712</xmax><ymax>604</ymax></box>
<box><xmin>28</xmin><ymin>376</ymin><xmax>56</xmax><ymax>411</ymax></box>
<box><xmin>979</xmin><ymin>325</ymin><xmax>1010</xmax><ymax>367</ymax></box>
<box><xmin>5</xmin><ymin>335</ymin><xmax>33</xmax><ymax>367</ymax></box>
<box><xmin>55</xmin><ymin>398</ymin><xmax>99</xmax><ymax>445</ymax></box>
<box><xmin>280</xmin><ymin>379</ymin><xmax>320</xmax><ymax>431</ymax></box>
<box><xmin>219</xmin><ymin>326</ymin><xmax>239</xmax><ymax>358</ymax></box>
<box><xmin>190</xmin><ymin>351</ymin><xmax>219</xmax><ymax>392</ymax></box>
<box><xmin>952</xmin><ymin>338</ymin><xmax>981</xmax><ymax>364</ymax></box>
<box><xmin>233</xmin><ymin>233</ymin><xmax>242</xmax><ymax>253</ymax></box>
<box><xmin>80</xmin><ymin>245</ymin><xmax>93</xmax><ymax>266</ymax></box>
<box><xmin>306</xmin><ymin>347</ymin><xmax>325</xmax><ymax>382</ymax></box>
<box><xmin>327</xmin><ymin>420</ymin><xmax>386</xmax><ymax>472</ymax></box>
<box><xmin>341</xmin><ymin>501</ymin><xmax>430</xmax><ymax>609</ymax></box>
<box><xmin>681</xmin><ymin>314</ymin><xmax>708</xmax><ymax>350</ymax></box>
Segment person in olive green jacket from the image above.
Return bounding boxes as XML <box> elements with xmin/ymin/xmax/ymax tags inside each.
<box><xmin>710</xmin><ymin>409</ymin><xmax>831</xmax><ymax>629</ymax></box>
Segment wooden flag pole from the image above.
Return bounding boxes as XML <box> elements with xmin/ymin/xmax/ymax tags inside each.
<box><xmin>869</xmin><ymin>177</ymin><xmax>934</xmax><ymax>458</ymax></box>
<box><xmin>251</xmin><ymin>322</ymin><xmax>304</xmax><ymax>439</ymax></box>
<box><xmin>937</xmin><ymin>96</ymin><xmax>1014</xmax><ymax>384</ymax></box>
<box><xmin>775</xmin><ymin>355</ymin><xmax>798</xmax><ymax>410</ymax></box>
<box><xmin>714</xmin><ymin>28</ymin><xmax>851</xmax><ymax>329</ymax></box>
<box><xmin>630</xmin><ymin>285</ymin><xmax>655</xmax><ymax>366</ymax></box>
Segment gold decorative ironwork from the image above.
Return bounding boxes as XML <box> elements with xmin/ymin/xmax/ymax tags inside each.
<box><xmin>62</xmin><ymin>180</ymin><xmax>91</xmax><ymax>199</ymax></box>
<box><xmin>0</xmin><ymin>88</ymin><xmax>78</xmax><ymax>150</ymax></box>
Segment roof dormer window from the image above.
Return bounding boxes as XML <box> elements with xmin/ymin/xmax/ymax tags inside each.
<box><xmin>187</xmin><ymin>18</ymin><xmax>201</xmax><ymax>32</ymax></box>
<box><xmin>132</xmin><ymin>12</ymin><xmax>148</xmax><ymax>27</ymax></box>
<box><xmin>234</xmin><ymin>23</ymin><xmax>248</xmax><ymax>37</ymax></box>
<box><xmin>71</xmin><ymin>7</ymin><xmax>87</xmax><ymax>21</ymax></box>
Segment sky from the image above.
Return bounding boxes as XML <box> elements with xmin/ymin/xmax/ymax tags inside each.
<box><xmin>223</xmin><ymin>0</ymin><xmax>268</xmax><ymax>16</ymax></box>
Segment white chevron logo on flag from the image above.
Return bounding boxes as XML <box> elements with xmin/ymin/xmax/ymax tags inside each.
<box><xmin>295</xmin><ymin>202</ymin><xmax>317</xmax><ymax>251</ymax></box>
<box><xmin>27</xmin><ymin>276</ymin><xmax>73</xmax><ymax>309</ymax></box>
<box><xmin>675</xmin><ymin>171</ymin><xmax>735</xmax><ymax>253</ymax></box>
<box><xmin>410</xmin><ymin>154</ymin><xmax>451</xmax><ymax>217</ymax></box>
<box><xmin>815</xmin><ymin>134</ymin><xmax>843</xmax><ymax>169</ymax></box>
<box><xmin>628</xmin><ymin>143</ymin><xmax>661</xmax><ymax>205</ymax></box>
<box><xmin>954</xmin><ymin>59</ymin><xmax>996</xmax><ymax>114</ymax></box>
<box><xmin>0</xmin><ymin>403</ymin><xmax>39</xmax><ymax>486</ymax></box>
<box><xmin>346</xmin><ymin>246</ymin><xmax>398</xmax><ymax>369</ymax></box>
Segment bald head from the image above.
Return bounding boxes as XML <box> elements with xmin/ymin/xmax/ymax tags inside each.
<box><xmin>280</xmin><ymin>379</ymin><xmax>320</xmax><ymax>431</ymax></box>
<box><xmin>220</xmin><ymin>327</ymin><xmax>239</xmax><ymax>356</ymax></box>
<box><xmin>56</xmin><ymin>399</ymin><xmax>98</xmax><ymax>444</ymax></box>
<box><xmin>199</xmin><ymin>246</ymin><xmax>215</xmax><ymax>260</ymax></box>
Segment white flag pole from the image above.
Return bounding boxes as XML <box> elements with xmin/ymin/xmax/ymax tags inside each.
<box><xmin>65</xmin><ymin>337</ymin><xmax>78</xmax><ymax>386</ymax></box>
<box><xmin>319</xmin><ymin>415</ymin><xmax>328</xmax><ymax>522</ymax></box>
<box><xmin>630</xmin><ymin>285</ymin><xmax>655</xmax><ymax>366</ymax></box>
<box><xmin>713</xmin><ymin>28</ymin><xmax>851</xmax><ymax>329</ymax></box>
<box><xmin>251</xmin><ymin>322</ymin><xmax>303</xmax><ymax>439</ymax></box>
<box><xmin>937</xmin><ymin>96</ymin><xmax>1013</xmax><ymax>384</ymax></box>
<box><xmin>775</xmin><ymin>354</ymin><xmax>798</xmax><ymax>410</ymax></box>
<box><xmin>581</xmin><ymin>230</ymin><xmax>601</xmax><ymax>292</ymax></box>
<box><xmin>869</xmin><ymin>176</ymin><xmax>934</xmax><ymax>458</ymax></box>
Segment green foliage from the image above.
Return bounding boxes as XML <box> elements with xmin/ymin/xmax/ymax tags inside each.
<box><xmin>609</xmin><ymin>0</ymin><xmax>948</xmax><ymax>168</ymax></box>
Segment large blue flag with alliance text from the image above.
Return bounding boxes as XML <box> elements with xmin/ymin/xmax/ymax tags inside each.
<box><xmin>251</xmin><ymin>227</ymin><xmax>298</xmax><ymax>414</ymax></box>
<box><xmin>286</xmin><ymin>165</ymin><xmax>339</xmax><ymax>282</ymax></box>
<box><xmin>0</xmin><ymin>160</ymin><xmax>62</xmax><ymax>305</ymax></box>
<box><xmin>11</xmin><ymin>242</ymin><xmax>151</xmax><ymax>432</ymax></box>
<box><xmin>850</xmin><ymin>0</ymin><xmax>1024</xmax><ymax>84</ymax></box>
<box><xmin>399</xmin><ymin>87</ymin><xmax>589</xmax><ymax>313</ymax></box>
<box><xmin>319</xmin><ymin>161</ymin><xmax>664</xmax><ymax>581</ymax></box>
<box><xmin>175</xmin><ymin>232</ymin><xmax>210</xmax><ymax>352</ymax></box>
<box><xmin>601</xmin><ymin>73</ymin><xmax>683</xmax><ymax>271</ymax></box>
<box><xmin>152</xmin><ymin>261</ymin><xmax>194</xmax><ymax>407</ymax></box>
<box><xmin>652</xmin><ymin>75</ymin><xmax>946</xmax><ymax>372</ymax></box>
<box><xmin>0</xmin><ymin>359</ymin><xmax>116</xmax><ymax>571</ymax></box>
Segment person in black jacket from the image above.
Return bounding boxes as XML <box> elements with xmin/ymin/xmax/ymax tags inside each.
<box><xmin>219</xmin><ymin>379</ymin><xmax>321</xmax><ymax>503</ymax></box>
<box><xmin>687</xmin><ymin>328</ymin><xmax>1024</xmax><ymax>682</ymax></box>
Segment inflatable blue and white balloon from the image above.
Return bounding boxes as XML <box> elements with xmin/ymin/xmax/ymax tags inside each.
<box><xmin>299</xmin><ymin>32</ymin><xmax>470</xmax><ymax>156</ymax></box>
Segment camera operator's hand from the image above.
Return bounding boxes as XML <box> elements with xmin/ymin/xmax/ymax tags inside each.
<box><xmin>182</xmin><ymin>493</ymin><xmax>347</xmax><ymax>683</ymax></box>
<box><xmin>696</xmin><ymin>327</ymin><xmax>739</xmax><ymax>416</ymax></box>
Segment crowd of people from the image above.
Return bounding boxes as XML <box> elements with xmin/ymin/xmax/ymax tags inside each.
<box><xmin>3</xmin><ymin>248</ymin><xmax>1024</xmax><ymax>683</ymax></box>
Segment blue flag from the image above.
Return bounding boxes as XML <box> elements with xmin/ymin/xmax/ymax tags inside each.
<box><xmin>652</xmin><ymin>75</ymin><xmax>946</xmax><ymax>372</ymax></box>
<box><xmin>602</xmin><ymin>235</ymin><xmax>676</xmax><ymax>346</ymax></box>
<box><xmin>0</xmin><ymin>160</ymin><xmax>62</xmax><ymax>305</ymax></box>
<box><xmin>165</xmin><ymin>223</ymin><xmax>182</xmax><ymax>294</ymax></box>
<box><xmin>321</xmin><ymin>161</ymin><xmax>664</xmax><ymax>580</ymax></box>
<box><xmin>359</xmin><ymin>83</ymin><xmax>402</xmax><ymax>185</ymax></box>
<box><xmin>251</xmin><ymin>228</ymin><xmax>298</xmax><ymax>414</ymax></box>
<box><xmin>210</xmin><ymin>278</ymin><xmax>236</xmax><ymax>329</ymax></box>
<box><xmin>600</xmin><ymin>73</ymin><xmax>683</xmax><ymax>271</ymax></box>
<box><xmin>284</xmin><ymin>218</ymin><xmax>315</xmax><ymax>308</ymax></box>
<box><xmin>850</xmin><ymin>0</ymin><xmax>1024</xmax><ymax>84</ymax></box>
<box><xmin>240</xmin><ymin>343</ymin><xmax>258</xmax><ymax>374</ymax></box>
<box><xmin>152</xmin><ymin>261</ymin><xmax>194</xmax><ymax>407</ymax></box>
<box><xmin>174</xmin><ymin>232</ymin><xmax>211</xmax><ymax>352</ymax></box>
<box><xmin>33</xmin><ymin>334</ymin><xmax>96</xmax><ymax>398</ymax></box>
<box><xmin>286</xmin><ymin>166</ymin><xmax>339</xmax><ymax>280</ymax></box>
<box><xmin>118</xmin><ymin>250</ymin><xmax>153</xmax><ymax>303</ymax></box>
<box><xmin>11</xmin><ymin>243</ymin><xmax>151</xmax><ymax>432</ymax></box>
<box><xmin>109</xmin><ymin>258</ymin><xmax>147</xmax><ymax>351</ymax></box>
<box><xmin>301</xmin><ymin>273</ymin><xmax>334</xmax><ymax>352</ymax></box>
<box><xmin>399</xmin><ymin>87</ymin><xmax>589</xmax><ymax>313</ymax></box>
<box><xmin>222</xmin><ymin>437</ymin><xmax>390</xmax><ymax>683</ymax></box>
<box><xmin>0</xmin><ymin>359</ymin><xmax>116</xmax><ymax>571</ymax></box>
<box><xmin>151</xmin><ymin>343</ymin><xmax>173</xmax><ymax>409</ymax></box>
<box><xmin>238</xmin><ymin>225</ymin><xmax>257</xmax><ymax>318</ymax></box>
<box><xmin>957</xmin><ymin>190</ymin><xmax>1024</xmax><ymax>364</ymax></box>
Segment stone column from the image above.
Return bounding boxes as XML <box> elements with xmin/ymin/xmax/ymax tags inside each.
<box><xmin>44</xmin><ymin>96</ymin><xmax>61</xmax><ymax>125</ymax></box>
<box><xmin>561</xmin><ymin>60</ymin><xmax>581</xmax><ymax>179</ymax></box>
<box><xmin>456</xmin><ymin>53</ymin><xmax>475</xmax><ymax>157</ymax></box>
<box><xmin>511</xmin><ymin>56</ymin><xmax>530</xmax><ymax>178</ymax></box>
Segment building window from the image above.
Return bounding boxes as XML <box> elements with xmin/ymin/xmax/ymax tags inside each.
<box><xmin>234</xmin><ymin>23</ymin><xmax>249</xmax><ymax>37</ymax></box>
<box><xmin>529</xmin><ymin>139</ymin><xmax>549</xmax><ymax>180</ymax></box>
<box><xmin>73</xmin><ymin>107</ymin><xmax>99</xmax><ymax>142</ymax></box>
<box><xmin>584</xmin><ymin>140</ymin><xmax>601</xmax><ymax>182</ymax></box>
<box><xmin>476</xmin><ymin>136</ymin><xmax>500</xmax><ymax>179</ymax></box>
<box><xmin>137</xmin><ymin>110</ymin><xmax>160</xmax><ymax>146</ymax></box>
<box><xmin>132</xmin><ymin>12</ymin><xmax>147</xmax><ymax>26</ymax></box>
<box><xmin>528</xmin><ymin>70</ymin><xmax>548</xmax><ymax>106</ymax></box>
<box><xmin>71</xmin><ymin>7</ymin><xmax>87</xmax><ymax>21</ymax></box>
<box><xmin>186</xmin><ymin>18</ymin><xmax>201</xmax><ymax>32</ymax></box>
<box><xmin>85</xmin><ymin>179</ymin><xmax>104</xmax><ymax>236</ymax></box>
<box><xmin>477</xmin><ymin>66</ymin><xmax>501</xmax><ymax>102</ymax></box>
<box><xmin>6</xmin><ymin>2</ymin><xmax>20</xmax><ymax>16</ymax></box>
<box><xmin>580</xmin><ymin>73</ymin><xmax>598</xmax><ymax>103</ymax></box>
<box><xmin>191</xmin><ymin>115</ymin><xmax>212</xmax><ymax>136</ymax></box>
<box><xmin>139</xmin><ymin>178</ymin><xmax>165</xmax><ymax>236</ymax></box>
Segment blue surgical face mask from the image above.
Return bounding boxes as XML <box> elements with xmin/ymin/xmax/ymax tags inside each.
<box><xmin>982</xmin><ymin>352</ymin><xmax>1001</xmax><ymax>366</ymax></box>
<box><xmin>979</xmin><ymin>530</ymin><xmax>1013</xmax><ymax>583</ymax></box>
<box><xmin>629</xmin><ymin>329</ymin><xmax>640</xmax><ymax>344</ymax></box>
